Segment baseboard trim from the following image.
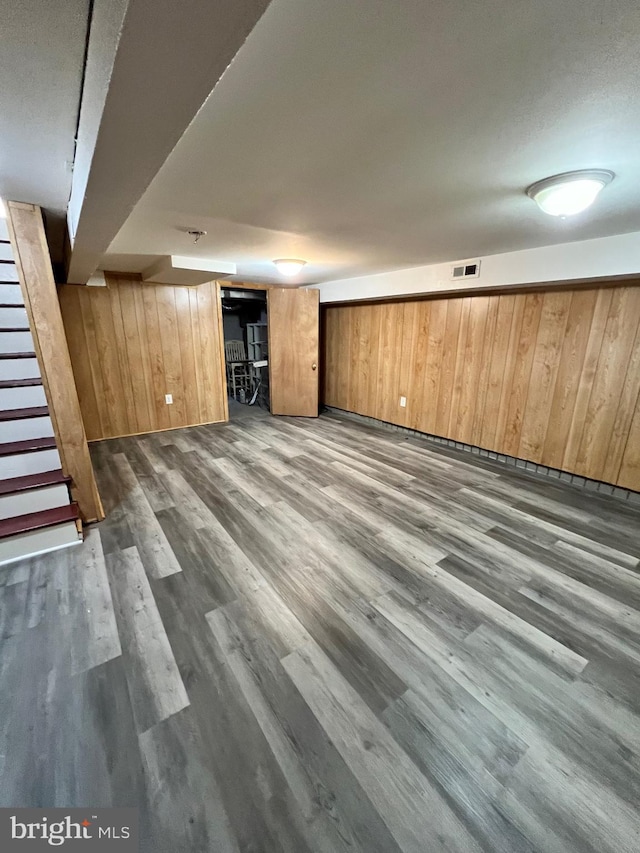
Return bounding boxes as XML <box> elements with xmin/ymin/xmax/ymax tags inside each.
<box><xmin>88</xmin><ymin>418</ymin><xmax>228</xmax><ymax>443</ymax></box>
<box><xmin>323</xmin><ymin>406</ymin><xmax>640</xmax><ymax>505</ymax></box>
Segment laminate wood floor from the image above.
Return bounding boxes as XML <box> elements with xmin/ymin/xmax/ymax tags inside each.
<box><xmin>1</xmin><ymin>411</ymin><xmax>640</xmax><ymax>852</ymax></box>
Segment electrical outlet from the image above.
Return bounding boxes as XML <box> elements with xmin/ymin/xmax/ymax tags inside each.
<box><xmin>165</xmin><ymin>394</ymin><xmax>173</xmax><ymax>404</ymax></box>
<box><xmin>400</xmin><ymin>396</ymin><xmax>407</xmax><ymax>408</ymax></box>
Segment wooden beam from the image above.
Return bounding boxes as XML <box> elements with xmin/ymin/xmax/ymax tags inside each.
<box><xmin>6</xmin><ymin>202</ymin><xmax>104</xmax><ymax>522</ymax></box>
<box><xmin>218</xmin><ymin>280</ymin><xmax>288</xmax><ymax>291</ymax></box>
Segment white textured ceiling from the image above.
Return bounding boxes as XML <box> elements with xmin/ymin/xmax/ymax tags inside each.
<box><xmin>104</xmin><ymin>0</ymin><xmax>639</xmax><ymax>283</ymax></box>
<box><xmin>0</xmin><ymin>0</ymin><xmax>91</xmax><ymax>255</ymax></box>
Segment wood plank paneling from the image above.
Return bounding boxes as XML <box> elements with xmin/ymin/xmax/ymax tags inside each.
<box><xmin>503</xmin><ymin>292</ymin><xmax>543</xmax><ymax>457</ymax></box>
<box><xmin>519</xmin><ymin>291</ymin><xmax>571</xmax><ymax>463</ymax></box>
<box><xmin>399</xmin><ymin>301</ymin><xmax>419</xmax><ymax>428</ymax></box>
<box><xmin>448</xmin><ymin>296</ymin><xmax>472</xmax><ymax>440</ymax></box>
<box><xmin>541</xmin><ymin>290</ymin><xmax>596</xmax><ymax>470</ymax></box>
<box><xmin>561</xmin><ymin>288</ymin><xmax>613</xmax><ymax>474</ymax></box>
<box><xmin>407</xmin><ymin>302</ymin><xmax>430</xmax><ymax>432</ymax></box>
<box><xmin>197</xmin><ymin>282</ymin><xmax>226</xmax><ymax>425</ymax></box>
<box><xmin>60</xmin><ymin>275</ymin><xmax>227</xmax><ymax>441</ymax></box>
<box><xmin>353</xmin><ymin>305</ymin><xmax>369</xmax><ymax>417</ymax></box>
<box><xmin>119</xmin><ymin>280</ymin><xmax>154</xmax><ymax>435</ymax></box>
<box><xmin>175</xmin><ymin>286</ymin><xmax>199</xmax><ymax>427</ymax></box>
<box><xmin>575</xmin><ymin>287</ymin><xmax>640</xmax><ymax>481</ymax></box>
<box><xmin>421</xmin><ymin>299</ymin><xmax>447</xmax><ymax>435</ymax></box>
<box><xmin>435</xmin><ymin>299</ymin><xmax>462</xmax><ymax>437</ymax></box>
<box><xmin>91</xmin><ymin>286</ymin><xmax>130</xmax><ymax>438</ymax></box>
<box><xmin>618</xmin><ymin>394</ymin><xmax>640</xmax><ymax>490</ymax></box>
<box><xmin>143</xmin><ymin>283</ymin><xmax>173</xmax><ymax>432</ymax></box>
<box><xmin>494</xmin><ymin>295</ymin><xmax>525</xmax><ymax>453</ymax></box>
<box><xmin>322</xmin><ymin>284</ymin><xmax>640</xmax><ymax>490</ymax></box>
<box><xmin>378</xmin><ymin>303</ymin><xmax>404</xmax><ymax>424</ymax></box>
<box><xmin>456</xmin><ymin>296</ymin><xmax>489</xmax><ymax>444</ymax></box>
<box><xmin>62</xmin><ymin>286</ymin><xmax>104</xmax><ymax>442</ymax></box>
<box><xmin>602</xmin><ymin>313</ymin><xmax>640</xmax><ymax>484</ymax></box>
<box><xmin>156</xmin><ymin>286</ymin><xmax>184</xmax><ymax>428</ymax></box>
<box><xmin>471</xmin><ymin>295</ymin><xmax>499</xmax><ymax>447</ymax></box>
<box><xmin>335</xmin><ymin>306</ymin><xmax>351</xmax><ymax>415</ymax></box>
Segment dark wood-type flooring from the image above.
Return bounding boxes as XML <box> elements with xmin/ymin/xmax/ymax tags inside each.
<box><xmin>1</xmin><ymin>410</ymin><xmax>640</xmax><ymax>852</ymax></box>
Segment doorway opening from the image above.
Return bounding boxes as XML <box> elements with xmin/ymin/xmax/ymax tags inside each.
<box><xmin>221</xmin><ymin>286</ymin><xmax>270</xmax><ymax>422</ymax></box>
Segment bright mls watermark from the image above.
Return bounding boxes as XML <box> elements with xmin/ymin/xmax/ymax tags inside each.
<box><xmin>0</xmin><ymin>809</ymin><xmax>138</xmax><ymax>851</ymax></box>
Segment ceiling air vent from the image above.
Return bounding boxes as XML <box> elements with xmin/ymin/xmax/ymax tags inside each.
<box><xmin>450</xmin><ymin>259</ymin><xmax>481</xmax><ymax>281</ymax></box>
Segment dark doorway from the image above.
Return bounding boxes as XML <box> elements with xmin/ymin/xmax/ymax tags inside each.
<box><xmin>221</xmin><ymin>287</ymin><xmax>270</xmax><ymax>419</ymax></box>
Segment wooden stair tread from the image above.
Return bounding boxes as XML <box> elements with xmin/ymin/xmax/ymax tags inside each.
<box><xmin>0</xmin><ymin>406</ymin><xmax>48</xmax><ymax>422</ymax></box>
<box><xmin>0</xmin><ymin>435</ymin><xmax>56</xmax><ymax>456</ymax></box>
<box><xmin>0</xmin><ymin>378</ymin><xmax>42</xmax><ymax>388</ymax></box>
<box><xmin>0</xmin><ymin>469</ymin><xmax>70</xmax><ymax>496</ymax></box>
<box><xmin>0</xmin><ymin>352</ymin><xmax>35</xmax><ymax>359</ymax></box>
<box><xmin>0</xmin><ymin>503</ymin><xmax>79</xmax><ymax>540</ymax></box>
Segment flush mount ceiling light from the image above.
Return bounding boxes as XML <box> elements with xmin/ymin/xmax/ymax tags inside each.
<box><xmin>526</xmin><ymin>170</ymin><xmax>614</xmax><ymax>217</ymax></box>
<box><xmin>273</xmin><ymin>258</ymin><xmax>307</xmax><ymax>277</ymax></box>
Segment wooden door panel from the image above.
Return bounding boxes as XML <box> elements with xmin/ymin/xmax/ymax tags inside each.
<box><xmin>268</xmin><ymin>288</ymin><xmax>319</xmax><ymax>416</ymax></box>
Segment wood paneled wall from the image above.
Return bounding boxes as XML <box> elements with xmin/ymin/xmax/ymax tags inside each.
<box><xmin>322</xmin><ymin>285</ymin><xmax>640</xmax><ymax>490</ymax></box>
<box><xmin>60</xmin><ymin>274</ymin><xmax>228</xmax><ymax>440</ymax></box>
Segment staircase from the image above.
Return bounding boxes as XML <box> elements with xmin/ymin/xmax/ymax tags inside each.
<box><xmin>0</xmin><ymin>217</ymin><xmax>81</xmax><ymax>566</ymax></box>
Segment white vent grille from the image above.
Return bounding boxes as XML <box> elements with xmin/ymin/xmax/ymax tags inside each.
<box><xmin>450</xmin><ymin>259</ymin><xmax>481</xmax><ymax>281</ymax></box>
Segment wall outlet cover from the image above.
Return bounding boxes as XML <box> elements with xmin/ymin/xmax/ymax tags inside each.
<box><xmin>165</xmin><ymin>394</ymin><xmax>173</xmax><ymax>404</ymax></box>
<box><xmin>400</xmin><ymin>396</ymin><xmax>407</xmax><ymax>407</ymax></box>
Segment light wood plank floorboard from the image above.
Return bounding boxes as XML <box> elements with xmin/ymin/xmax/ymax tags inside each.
<box><xmin>1</xmin><ymin>406</ymin><xmax>639</xmax><ymax>852</ymax></box>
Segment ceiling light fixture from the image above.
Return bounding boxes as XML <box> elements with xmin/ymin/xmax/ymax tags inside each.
<box><xmin>273</xmin><ymin>258</ymin><xmax>306</xmax><ymax>277</ymax></box>
<box><xmin>526</xmin><ymin>170</ymin><xmax>614</xmax><ymax>217</ymax></box>
<box><xmin>187</xmin><ymin>229</ymin><xmax>207</xmax><ymax>243</ymax></box>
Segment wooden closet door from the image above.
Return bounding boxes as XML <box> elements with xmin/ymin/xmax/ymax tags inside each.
<box><xmin>268</xmin><ymin>288</ymin><xmax>319</xmax><ymax>416</ymax></box>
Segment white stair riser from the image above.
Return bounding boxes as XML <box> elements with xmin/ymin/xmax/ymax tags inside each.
<box><xmin>0</xmin><ymin>284</ymin><xmax>23</xmax><ymax>305</ymax></box>
<box><xmin>0</xmin><ymin>331</ymin><xmax>34</xmax><ymax>352</ymax></box>
<box><xmin>0</xmin><ymin>448</ymin><xmax>61</xmax><ymax>479</ymax></box>
<box><xmin>0</xmin><ymin>244</ymin><xmax>13</xmax><ymax>261</ymax></box>
<box><xmin>0</xmin><ymin>521</ymin><xmax>80</xmax><ymax>567</ymax></box>
<box><xmin>0</xmin><ymin>221</ymin><xmax>9</xmax><ymax>241</ymax></box>
<box><xmin>0</xmin><ymin>416</ymin><xmax>53</xmax><ymax>444</ymax></box>
<box><xmin>0</xmin><ymin>306</ymin><xmax>28</xmax><ymax>328</ymax></box>
<box><xmin>0</xmin><ymin>358</ymin><xmax>40</xmax><ymax>381</ymax></box>
<box><xmin>0</xmin><ymin>264</ymin><xmax>18</xmax><ymax>282</ymax></box>
<box><xmin>0</xmin><ymin>384</ymin><xmax>46</xmax><ymax>411</ymax></box>
<box><xmin>0</xmin><ymin>483</ymin><xmax>70</xmax><ymax>520</ymax></box>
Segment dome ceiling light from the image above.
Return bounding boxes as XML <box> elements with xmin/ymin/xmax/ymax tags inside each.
<box><xmin>274</xmin><ymin>258</ymin><xmax>307</xmax><ymax>277</ymax></box>
<box><xmin>526</xmin><ymin>170</ymin><xmax>614</xmax><ymax>217</ymax></box>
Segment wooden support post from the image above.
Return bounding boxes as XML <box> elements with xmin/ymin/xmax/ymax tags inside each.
<box><xmin>6</xmin><ymin>201</ymin><xmax>104</xmax><ymax>522</ymax></box>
